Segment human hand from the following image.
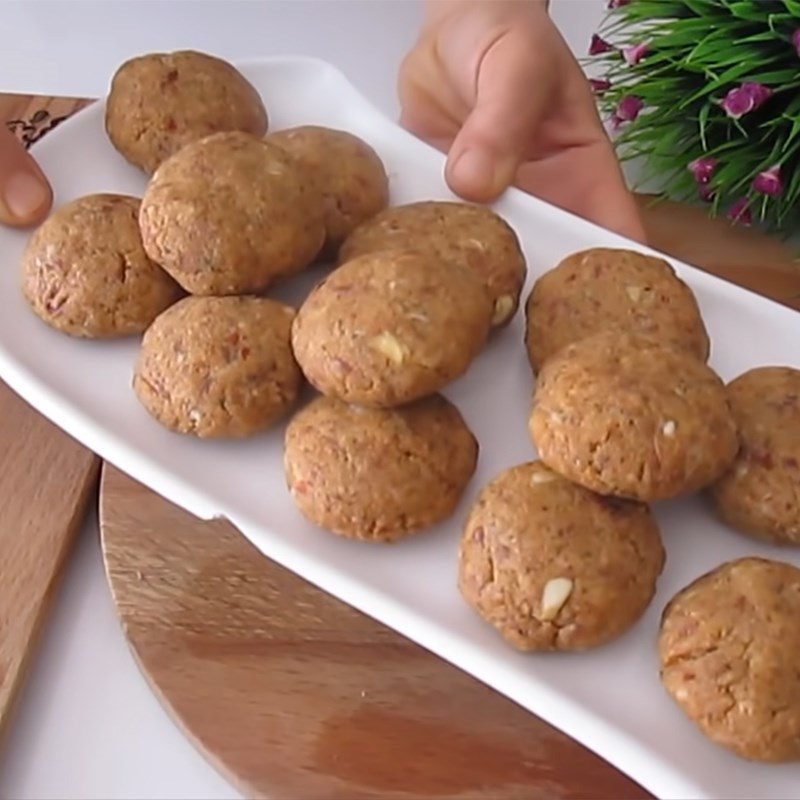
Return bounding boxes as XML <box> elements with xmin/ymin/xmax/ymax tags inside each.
<box><xmin>398</xmin><ymin>0</ymin><xmax>645</xmax><ymax>242</ymax></box>
<box><xmin>0</xmin><ymin>125</ymin><xmax>52</xmax><ymax>227</ymax></box>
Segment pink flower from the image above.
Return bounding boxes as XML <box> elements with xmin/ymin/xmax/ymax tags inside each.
<box><xmin>743</xmin><ymin>82</ymin><xmax>773</xmax><ymax>107</ymax></box>
<box><xmin>792</xmin><ymin>29</ymin><xmax>800</xmax><ymax>57</ymax></box>
<box><xmin>688</xmin><ymin>157</ymin><xmax>717</xmax><ymax>184</ymax></box>
<box><xmin>721</xmin><ymin>82</ymin><xmax>773</xmax><ymax>119</ymax></box>
<box><xmin>610</xmin><ymin>95</ymin><xmax>644</xmax><ymax>130</ymax></box>
<box><xmin>698</xmin><ymin>184</ymin><xmax>715</xmax><ymax>203</ymax></box>
<box><xmin>623</xmin><ymin>42</ymin><xmax>650</xmax><ymax>65</ymax></box>
<box><xmin>753</xmin><ymin>164</ymin><xmax>782</xmax><ymax>197</ymax></box>
<box><xmin>589</xmin><ymin>34</ymin><xmax>614</xmax><ymax>55</ymax></box>
<box><xmin>589</xmin><ymin>77</ymin><xmax>612</xmax><ymax>95</ymax></box>
<box><xmin>616</xmin><ymin>95</ymin><xmax>644</xmax><ymax>122</ymax></box>
<box><xmin>728</xmin><ymin>197</ymin><xmax>753</xmax><ymax>226</ymax></box>
<box><xmin>608</xmin><ymin>0</ymin><xmax>630</xmax><ymax>6</ymax></box>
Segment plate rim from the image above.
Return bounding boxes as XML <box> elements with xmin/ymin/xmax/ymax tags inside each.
<box><xmin>3</xmin><ymin>54</ymin><xmax>799</xmax><ymax>800</ymax></box>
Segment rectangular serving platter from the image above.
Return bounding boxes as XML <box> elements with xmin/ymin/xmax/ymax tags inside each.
<box><xmin>1</xmin><ymin>57</ymin><xmax>798</xmax><ymax>799</ymax></box>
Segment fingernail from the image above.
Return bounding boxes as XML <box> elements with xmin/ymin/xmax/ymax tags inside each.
<box><xmin>450</xmin><ymin>148</ymin><xmax>495</xmax><ymax>194</ymax></box>
<box><xmin>450</xmin><ymin>149</ymin><xmax>518</xmax><ymax>201</ymax></box>
<box><xmin>5</xmin><ymin>171</ymin><xmax>48</xmax><ymax>220</ymax></box>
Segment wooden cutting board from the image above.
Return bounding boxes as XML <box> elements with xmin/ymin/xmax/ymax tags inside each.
<box><xmin>0</xmin><ymin>383</ymin><xmax>99</xmax><ymax>739</ymax></box>
<box><xmin>7</xmin><ymin>92</ymin><xmax>800</xmax><ymax>798</ymax></box>
<box><xmin>0</xmin><ymin>95</ymin><xmax>100</xmax><ymax>741</ymax></box>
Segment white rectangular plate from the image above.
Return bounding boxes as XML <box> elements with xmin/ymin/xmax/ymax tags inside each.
<box><xmin>2</xmin><ymin>57</ymin><xmax>799</xmax><ymax>800</ymax></box>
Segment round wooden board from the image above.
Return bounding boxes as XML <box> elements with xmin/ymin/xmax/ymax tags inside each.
<box><xmin>99</xmin><ymin>464</ymin><xmax>650</xmax><ymax>800</ymax></box>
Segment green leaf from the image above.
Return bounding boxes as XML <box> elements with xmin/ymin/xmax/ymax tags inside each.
<box><xmin>698</xmin><ymin>102</ymin><xmax>712</xmax><ymax>149</ymax></box>
<box><xmin>678</xmin><ymin>61</ymin><xmax>761</xmax><ymax>107</ymax></box>
<box><xmin>766</xmin><ymin>12</ymin><xmax>796</xmax><ymax>33</ymax></box>
<box><xmin>683</xmin><ymin>0</ymin><xmax>718</xmax><ymax>16</ymax></box>
<box><xmin>744</xmin><ymin>67</ymin><xmax>800</xmax><ymax>82</ymax></box>
<box><xmin>613</xmin><ymin>1</ymin><xmax>697</xmax><ymax>21</ymax></box>
<box><xmin>784</xmin><ymin>117</ymin><xmax>800</xmax><ymax>145</ymax></box>
<box><xmin>738</xmin><ymin>30</ymin><xmax>790</xmax><ymax>43</ymax></box>
<box><xmin>727</xmin><ymin>1</ymin><xmax>774</xmax><ymax>21</ymax></box>
<box><xmin>593</xmin><ymin>0</ymin><xmax>800</xmax><ymax>231</ymax></box>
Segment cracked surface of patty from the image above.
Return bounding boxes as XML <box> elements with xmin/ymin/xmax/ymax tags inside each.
<box><xmin>525</xmin><ymin>247</ymin><xmax>709</xmax><ymax>373</ymax></box>
<box><xmin>338</xmin><ymin>201</ymin><xmax>527</xmax><ymax>328</ymax></box>
<box><xmin>659</xmin><ymin>557</ymin><xmax>800</xmax><ymax>762</ymax></box>
<box><xmin>139</xmin><ymin>131</ymin><xmax>325</xmax><ymax>295</ymax></box>
<box><xmin>105</xmin><ymin>49</ymin><xmax>268</xmax><ymax>174</ymax></box>
<box><xmin>529</xmin><ymin>331</ymin><xmax>738</xmax><ymax>501</ymax></box>
<box><xmin>267</xmin><ymin>125</ymin><xmax>389</xmax><ymax>256</ymax></box>
<box><xmin>133</xmin><ymin>295</ymin><xmax>300</xmax><ymax>438</ymax></box>
<box><xmin>22</xmin><ymin>193</ymin><xmax>181</xmax><ymax>337</ymax></box>
<box><xmin>291</xmin><ymin>249</ymin><xmax>493</xmax><ymax>407</ymax></box>
<box><xmin>283</xmin><ymin>394</ymin><xmax>478</xmax><ymax>541</ymax></box>
<box><xmin>458</xmin><ymin>461</ymin><xmax>664</xmax><ymax>651</ymax></box>
<box><xmin>710</xmin><ymin>367</ymin><xmax>800</xmax><ymax>544</ymax></box>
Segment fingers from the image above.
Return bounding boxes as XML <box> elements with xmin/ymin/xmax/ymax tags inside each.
<box><xmin>0</xmin><ymin>126</ymin><xmax>52</xmax><ymax>228</ymax></box>
<box><xmin>445</xmin><ymin>26</ymin><xmax>551</xmax><ymax>203</ymax></box>
<box><xmin>397</xmin><ymin>41</ymin><xmax>463</xmax><ymax>154</ymax></box>
<box><xmin>577</xmin><ymin>172</ymin><xmax>647</xmax><ymax>244</ymax></box>
<box><xmin>515</xmin><ymin>139</ymin><xmax>647</xmax><ymax>243</ymax></box>
<box><xmin>398</xmin><ymin>100</ymin><xmax>458</xmax><ymax>155</ymax></box>
<box><xmin>552</xmin><ymin>64</ymin><xmax>647</xmax><ymax>242</ymax></box>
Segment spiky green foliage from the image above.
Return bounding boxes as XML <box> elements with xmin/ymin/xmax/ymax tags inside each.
<box><xmin>588</xmin><ymin>0</ymin><xmax>800</xmax><ymax>231</ymax></box>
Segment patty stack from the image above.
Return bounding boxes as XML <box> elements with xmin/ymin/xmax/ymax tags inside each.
<box><xmin>16</xmin><ymin>46</ymin><xmax>800</xmax><ymax>766</ymax></box>
<box><xmin>20</xmin><ymin>50</ymin><xmax>390</xmax><ymax>440</ymax></box>
<box><xmin>285</xmin><ymin>200</ymin><xmax>527</xmax><ymax>541</ymax></box>
<box><xmin>19</xmin><ymin>47</ymin><xmax>530</xmax><ymax>544</ymax></box>
<box><xmin>457</xmin><ymin>245</ymin><xmax>800</xmax><ymax>764</ymax></box>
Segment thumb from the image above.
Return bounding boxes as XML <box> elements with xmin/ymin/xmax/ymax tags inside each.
<box><xmin>0</xmin><ymin>126</ymin><xmax>52</xmax><ymax>228</ymax></box>
<box><xmin>445</xmin><ymin>29</ymin><xmax>548</xmax><ymax>203</ymax></box>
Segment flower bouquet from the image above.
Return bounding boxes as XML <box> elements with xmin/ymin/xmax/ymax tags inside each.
<box><xmin>587</xmin><ymin>0</ymin><xmax>800</xmax><ymax>232</ymax></box>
